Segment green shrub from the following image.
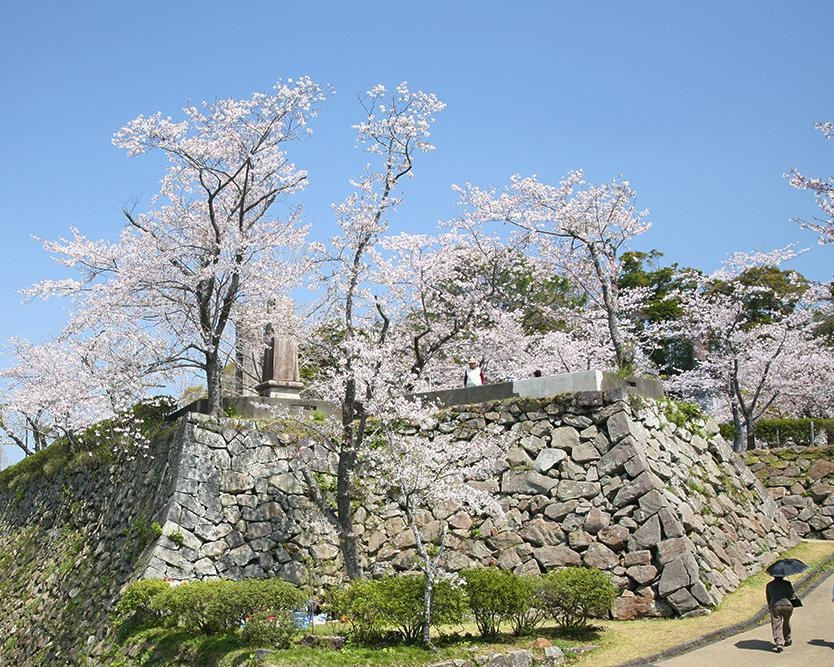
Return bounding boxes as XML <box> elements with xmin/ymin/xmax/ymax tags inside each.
<box><xmin>462</xmin><ymin>568</ymin><xmax>542</xmax><ymax>638</ymax></box>
<box><xmin>509</xmin><ymin>575</ymin><xmax>548</xmax><ymax>636</ymax></box>
<box><xmin>334</xmin><ymin>579</ymin><xmax>386</xmax><ymax>643</ymax></box>
<box><xmin>379</xmin><ymin>575</ymin><xmax>467</xmax><ymax>643</ymax></box>
<box><xmin>537</xmin><ymin>567</ymin><xmax>616</xmax><ymax>634</ymax></box>
<box><xmin>115</xmin><ymin>579</ymin><xmax>170</xmax><ymax>626</ymax></box>
<box><xmin>719</xmin><ymin>422</ymin><xmax>737</xmax><ymax>441</ymax></box>
<box><xmin>337</xmin><ymin>575</ymin><xmax>467</xmax><ymax>644</ymax></box>
<box><xmin>661</xmin><ymin>399</ymin><xmax>704</xmax><ymax>428</ymax></box>
<box><xmin>240</xmin><ymin>609</ymin><xmax>299</xmax><ymax>648</ymax></box>
<box><xmin>152</xmin><ymin>578</ymin><xmax>305</xmax><ymax>635</ymax></box>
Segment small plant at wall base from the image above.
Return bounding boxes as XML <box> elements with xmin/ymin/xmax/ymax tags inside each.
<box><xmin>536</xmin><ymin>567</ymin><xmax>616</xmax><ymax>635</ymax></box>
<box><xmin>462</xmin><ymin>568</ymin><xmax>543</xmax><ymax>638</ymax></box>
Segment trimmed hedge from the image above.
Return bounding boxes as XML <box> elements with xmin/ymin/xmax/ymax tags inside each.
<box><xmin>537</xmin><ymin>567</ymin><xmax>616</xmax><ymax>634</ymax></box>
<box><xmin>720</xmin><ymin>418</ymin><xmax>834</xmax><ymax>448</ymax></box>
<box><xmin>335</xmin><ymin>575</ymin><xmax>467</xmax><ymax>644</ymax></box>
<box><xmin>116</xmin><ymin>578</ymin><xmax>305</xmax><ymax>637</ymax></box>
<box><xmin>461</xmin><ymin>568</ymin><xmax>543</xmax><ymax>637</ymax></box>
<box><xmin>115</xmin><ymin>578</ymin><xmax>170</xmax><ymax>626</ymax></box>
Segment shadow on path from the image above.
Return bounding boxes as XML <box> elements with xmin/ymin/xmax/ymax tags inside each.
<box><xmin>733</xmin><ymin>639</ymin><xmax>773</xmax><ymax>652</ymax></box>
<box><xmin>808</xmin><ymin>639</ymin><xmax>834</xmax><ymax>650</ymax></box>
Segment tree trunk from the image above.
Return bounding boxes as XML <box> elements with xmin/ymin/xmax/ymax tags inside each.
<box><xmin>731</xmin><ymin>400</ymin><xmax>745</xmax><ymax>452</ymax></box>
<box><xmin>742</xmin><ymin>407</ymin><xmax>757</xmax><ymax>450</ymax></box>
<box><xmin>408</xmin><ymin>513</ymin><xmax>440</xmax><ymax>649</ymax></box>
<box><xmin>590</xmin><ymin>252</ymin><xmax>632</xmax><ymax>370</ymax></box>
<box><xmin>336</xmin><ymin>448</ymin><xmax>363</xmax><ymax>580</ymax></box>
<box><xmin>422</xmin><ymin>566</ymin><xmax>435</xmax><ymax>648</ymax></box>
<box><xmin>205</xmin><ymin>352</ymin><xmax>224</xmax><ymax>417</ymax></box>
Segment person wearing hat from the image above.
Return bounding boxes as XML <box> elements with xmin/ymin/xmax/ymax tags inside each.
<box><xmin>463</xmin><ymin>357</ymin><xmax>486</xmax><ymax>387</ymax></box>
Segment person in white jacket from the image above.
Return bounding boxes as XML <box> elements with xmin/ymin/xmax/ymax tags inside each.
<box><xmin>463</xmin><ymin>357</ymin><xmax>485</xmax><ymax>387</ymax></box>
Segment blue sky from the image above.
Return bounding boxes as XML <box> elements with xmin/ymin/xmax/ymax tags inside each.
<box><xmin>0</xmin><ymin>1</ymin><xmax>832</xmax><ymax>464</ymax></box>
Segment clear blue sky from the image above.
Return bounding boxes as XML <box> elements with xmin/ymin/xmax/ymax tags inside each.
<box><xmin>0</xmin><ymin>2</ymin><xmax>831</xmax><ymax>355</ymax></box>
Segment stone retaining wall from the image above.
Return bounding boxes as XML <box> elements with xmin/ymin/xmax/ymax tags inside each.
<box><xmin>0</xmin><ymin>422</ymin><xmax>185</xmax><ymax>666</ymax></box>
<box><xmin>0</xmin><ymin>393</ymin><xmax>799</xmax><ymax>665</ymax></box>
<box><xmin>745</xmin><ymin>446</ymin><xmax>834</xmax><ymax>539</ymax></box>
<box><xmin>141</xmin><ymin>393</ymin><xmax>796</xmax><ymax>620</ymax></box>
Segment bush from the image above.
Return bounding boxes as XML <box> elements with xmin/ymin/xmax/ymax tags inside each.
<box><xmin>462</xmin><ymin>568</ymin><xmax>543</xmax><ymax>638</ymax></box>
<box><xmin>337</xmin><ymin>575</ymin><xmax>467</xmax><ymax>644</ymax></box>
<box><xmin>537</xmin><ymin>567</ymin><xmax>616</xmax><ymax>634</ymax></box>
<box><xmin>380</xmin><ymin>575</ymin><xmax>467</xmax><ymax>644</ymax></box>
<box><xmin>240</xmin><ymin>609</ymin><xmax>299</xmax><ymax>648</ymax></box>
<box><xmin>115</xmin><ymin>579</ymin><xmax>170</xmax><ymax>627</ymax></box>
<box><xmin>509</xmin><ymin>576</ymin><xmax>548</xmax><ymax>636</ymax></box>
<box><xmin>333</xmin><ymin>579</ymin><xmax>385</xmax><ymax>643</ymax></box>
<box><xmin>152</xmin><ymin>578</ymin><xmax>306</xmax><ymax>635</ymax></box>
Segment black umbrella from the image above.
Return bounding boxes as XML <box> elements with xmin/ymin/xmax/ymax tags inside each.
<box><xmin>766</xmin><ymin>558</ymin><xmax>808</xmax><ymax>577</ymax></box>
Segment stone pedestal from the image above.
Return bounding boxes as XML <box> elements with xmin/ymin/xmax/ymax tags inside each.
<box><xmin>256</xmin><ymin>334</ymin><xmax>303</xmax><ymax>399</ymax></box>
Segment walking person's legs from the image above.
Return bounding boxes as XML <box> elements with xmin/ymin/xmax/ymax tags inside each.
<box><xmin>782</xmin><ymin>606</ymin><xmax>793</xmax><ymax>645</ymax></box>
<box><xmin>770</xmin><ymin>602</ymin><xmax>793</xmax><ymax>651</ymax></box>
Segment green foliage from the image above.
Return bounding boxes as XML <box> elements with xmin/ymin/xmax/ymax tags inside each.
<box><xmin>509</xmin><ymin>576</ymin><xmax>549</xmax><ymax>636</ymax></box>
<box><xmin>126</xmin><ymin>516</ymin><xmax>163</xmax><ymax>548</ymax></box>
<box><xmin>719</xmin><ymin>422</ymin><xmax>737</xmax><ymax>441</ymax></box>
<box><xmin>333</xmin><ymin>579</ymin><xmax>385</xmax><ymax>644</ymax></box>
<box><xmin>115</xmin><ymin>579</ymin><xmax>171</xmax><ymax>626</ymax></box>
<box><xmin>461</xmin><ymin>568</ymin><xmax>542</xmax><ymax>638</ymax></box>
<box><xmin>720</xmin><ymin>418</ymin><xmax>834</xmax><ymax>448</ymax></box>
<box><xmin>660</xmin><ymin>398</ymin><xmax>704</xmax><ymax>429</ymax></box>
<box><xmin>168</xmin><ymin>530</ymin><xmax>185</xmax><ymax>547</ymax></box>
<box><xmin>618</xmin><ymin>249</ymin><xmax>696</xmax><ymax>372</ymax></box>
<box><xmin>537</xmin><ymin>567</ymin><xmax>616</xmax><ymax>634</ymax></box>
<box><xmin>151</xmin><ymin>578</ymin><xmax>305</xmax><ymax>635</ymax></box>
<box><xmin>223</xmin><ymin>405</ymin><xmax>242</xmax><ymax>418</ymax></box>
<box><xmin>240</xmin><ymin>609</ymin><xmax>299</xmax><ymax>648</ymax></box>
<box><xmin>735</xmin><ymin>266</ymin><xmax>809</xmax><ymax>327</ymax></box>
<box><xmin>336</xmin><ymin>575</ymin><xmax>467</xmax><ymax>644</ymax></box>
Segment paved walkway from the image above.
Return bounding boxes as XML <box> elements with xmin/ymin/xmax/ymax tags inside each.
<box><xmin>659</xmin><ymin>571</ymin><xmax>834</xmax><ymax>667</ymax></box>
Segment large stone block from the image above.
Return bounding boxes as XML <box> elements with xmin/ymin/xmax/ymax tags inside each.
<box><xmin>534</xmin><ymin>448</ymin><xmax>567</xmax><ymax>474</ymax></box>
<box><xmin>582</xmin><ymin>543</ymin><xmax>619</xmax><ymax>570</ymax></box>
<box><xmin>533</xmin><ymin>545</ymin><xmax>581</xmax><ymax>569</ymax></box>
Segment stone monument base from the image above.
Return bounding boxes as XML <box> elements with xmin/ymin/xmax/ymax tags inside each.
<box><xmin>255</xmin><ymin>380</ymin><xmax>304</xmax><ymax>400</ymax></box>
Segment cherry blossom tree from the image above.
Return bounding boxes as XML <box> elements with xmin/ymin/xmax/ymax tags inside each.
<box><xmin>666</xmin><ymin>248</ymin><xmax>833</xmax><ymax>450</ymax></box>
<box><xmin>368</xmin><ymin>423</ymin><xmax>504</xmax><ymax>648</ymax></box>
<box><xmin>294</xmin><ymin>82</ymin><xmax>446</xmax><ymax>579</ymax></box>
<box><xmin>788</xmin><ymin>121</ymin><xmax>834</xmax><ymax>245</ymax></box>
<box><xmin>0</xmin><ymin>329</ymin><xmax>169</xmax><ymax>455</ymax></box>
<box><xmin>27</xmin><ymin>78</ymin><xmax>325</xmax><ymax>416</ymax></box>
<box><xmin>453</xmin><ymin>172</ymin><xmax>651</xmax><ymax>370</ymax></box>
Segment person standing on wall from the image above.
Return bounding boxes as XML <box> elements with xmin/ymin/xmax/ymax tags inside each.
<box><xmin>464</xmin><ymin>357</ymin><xmax>485</xmax><ymax>387</ymax></box>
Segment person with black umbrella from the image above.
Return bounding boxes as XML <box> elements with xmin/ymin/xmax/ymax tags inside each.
<box><xmin>765</xmin><ymin>558</ymin><xmax>807</xmax><ymax>653</ymax></box>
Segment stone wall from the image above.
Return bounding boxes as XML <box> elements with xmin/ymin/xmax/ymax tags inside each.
<box><xmin>0</xmin><ymin>420</ymin><xmax>186</xmax><ymax>666</ymax></box>
<box><xmin>140</xmin><ymin>393</ymin><xmax>796</xmax><ymax>621</ymax></box>
<box><xmin>0</xmin><ymin>392</ymin><xmax>799</xmax><ymax>665</ymax></box>
<box><xmin>745</xmin><ymin>445</ymin><xmax>834</xmax><ymax>540</ymax></box>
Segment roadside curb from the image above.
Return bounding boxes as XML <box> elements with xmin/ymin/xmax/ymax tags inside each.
<box><xmin>616</xmin><ymin>550</ymin><xmax>834</xmax><ymax>666</ymax></box>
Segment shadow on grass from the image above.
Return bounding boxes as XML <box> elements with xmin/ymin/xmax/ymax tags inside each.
<box><xmin>117</xmin><ymin>625</ymin><xmax>248</xmax><ymax>667</ymax></box>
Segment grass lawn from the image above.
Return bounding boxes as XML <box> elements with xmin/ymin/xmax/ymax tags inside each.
<box><xmin>111</xmin><ymin>541</ymin><xmax>834</xmax><ymax>667</ymax></box>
